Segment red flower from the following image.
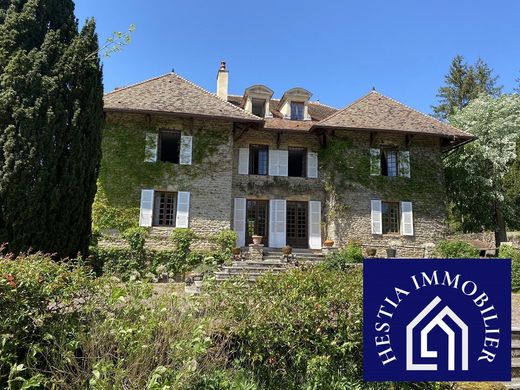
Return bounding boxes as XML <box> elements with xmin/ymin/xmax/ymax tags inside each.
<box><xmin>4</xmin><ymin>274</ymin><xmax>16</xmax><ymax>289</ymax></box>
<box><xmin>267</xmin><ymin>356</ymin><xmax>276</xmax><ymax>365</ymax></box>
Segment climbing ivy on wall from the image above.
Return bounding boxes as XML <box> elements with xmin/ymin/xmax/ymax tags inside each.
<box><xmin>92</xmin><ymin>116</ymin><xmax>229</xmax><ymax>231</ymax></box>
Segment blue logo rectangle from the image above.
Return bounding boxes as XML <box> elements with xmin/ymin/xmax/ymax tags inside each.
<box><xmin>363</xmin><ymin>259</ymin><xmax>512</xmax><ymax>382</ymax></box>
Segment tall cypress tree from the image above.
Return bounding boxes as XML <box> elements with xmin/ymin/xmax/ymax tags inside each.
<box><xmin>432</xmin><ymin>55</ymin><xmax>501</xmax><ymax>119</ymax></box>
<box><xmin>0</xmin><ymin>0</ymin><xmax>103</xmax><ymax>258</ymax></box>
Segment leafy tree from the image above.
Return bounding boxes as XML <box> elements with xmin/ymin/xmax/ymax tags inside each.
<box><xmin>445</xmin><ymin>94</ymin><xmax>520</xmax><ymax>246</ymax></box>
<box><xmin>432</xmin><ymin>55</ymin><xmax>501</xmax><ymax>119</ymax></box>
<box><xmin>0</xmin><ymin>0</ymin><xmax>103</xmax><ymax>258</ymax></box>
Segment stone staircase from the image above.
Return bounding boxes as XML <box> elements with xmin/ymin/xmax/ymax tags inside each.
<box><xmin>503</xmin><ymin>327</ymin><xmax>520</xmax><ymax>389</ymax></box>
<box><xmin>214</xmin><ymin>248</ymin><xmax>324</xmax><ymax>282</ymax></box>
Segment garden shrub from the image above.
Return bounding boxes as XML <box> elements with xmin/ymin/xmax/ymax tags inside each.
<box><xmin>205</xmin><ymin>266</ymin><xmax>366</xmax><ymax>389</ymax></box>
<box><xmin>499</xmin><ymin>244</ymin><xmax>520</xmax><ymax>292</ymax></box>
<box><xmin>0</xmin><ymin>253</ymin><xmax>95</xmax><ymax>387</ymax></box>
<box><xmin>322</xmin><ymin>242</ymin><xmax>363</xmax><ymax>271</ymax></box>
<box><xmin>122</xmin><ymin>226</ymin><xmax>148</xmax><ymax>252</ymax></box>
<box><xmin>210</xmin><ymin>229</ymin><xmax>238</xmax><ymax>264</ymax></box>
<box><xmin>434</xmin><ymin>240</ymin><xmax>480</xmax><ymax>258</ymax></box>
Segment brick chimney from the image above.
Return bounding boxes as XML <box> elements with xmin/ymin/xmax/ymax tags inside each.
<box><xmin>216</xmin><ymin>61</ymin><xmax>228</xmax><ymax>100</ymax></box>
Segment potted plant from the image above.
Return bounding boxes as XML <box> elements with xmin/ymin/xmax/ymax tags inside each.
<box><xmin>366</xmin><ymin>247</ymin><xmax>377</xmax><ymax>257</ymax></box>
<box><xmin>252</xmin><ymin>235</ymin><xmax>263</xmax><ymax>245</ymax></box>
<box><xmin>282</xmin><ymin>245</ymin><xmax>293</xmax><ymax>255</ymax></box>
<box><xmin>324</xmin><ymin>239</ymin><xmax>334</xmax><ymax>247</ymax></box>
<box><xmin>386</xmin><ymin>241</ymin><xmax>399</xmax><ymax>258</ymax></box>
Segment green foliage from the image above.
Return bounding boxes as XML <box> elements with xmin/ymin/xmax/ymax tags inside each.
<box><xmin>206</xmin><ymin>266</ymin><xmax>366</xmax><ymax>389</ymax></box>
<box><xmin>445</xmin><ymin>94</ymin><xmax>520</xmax><ymax>240</ymax></box>
<box><xmin>434</xmin><ymin>240</ymin><xmax>480</xmax><ymax>258</ymax></box>
<box><xmin>432</xmin><ymin>55</ymin><xmax>501</xmax><ymax>120</ymax></box>
<box><xmin>211</xmin><ymin>229</ymin><xmax>238</xmax><ymax>253</ymax></box>
<box><xmin>322</xmin><ymin>242</ymin><xmax>364</xmax><ymax>271</ymax></box>
<box><xmin>0</xmin><ymin>1</ymin><xmax>103</xmax><ymax>258</ymax></box>
<box><xmin>122</xmin><ymin>227</ymin><xmax>148</xmax><ymax>252</ymax></box>
<box><xmin>171</xmin><ymin>228</ymin><xmax>197</xmax><ymax>254</ymax></box>
<box><xmin>499</xmin><ymin>244</ymin><xmax>520</xmax><ymax>292</ymax></box>
<box><xmin>0</xmin><ymin>253</ymin><xmax>95</xmax><ymax>386</ymax></box>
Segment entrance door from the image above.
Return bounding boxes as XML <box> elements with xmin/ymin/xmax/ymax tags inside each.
<box><xmin>286</xmin><ymin>201</ymin><xmax>308</xmax><ymax>248</ymax></box>
<box><xmin>246</xmin><ymin>200</ymin><xmax>269</xmax><ymax>246</ymax></box>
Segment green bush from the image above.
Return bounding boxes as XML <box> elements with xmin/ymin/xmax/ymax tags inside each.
<box><xmin>322</xmin><ymin>242</ymin><xmax>363</xmax><ymax>271</ymax></box>
<box><xmin>499</xmin><ymin>244</ymin><xmax>520</xmax><ymax>292</ymax></box>
<box><xmin>0</xmin><ymin>253</ymin><xmax>95</xmax><ymax>386</ymax></box>
<box><xmin>206</xmin><ymin>266</ymin><xmax>365</xmax><ymax>389</ymax></box>
<box><xmin>434</xmin><ymin>240</ymin><xmax>480</xmax><ymax>258</ymax></box>
<box><xmin>122</xmin><ymin>227</ymin><xmax>149</xmax><ymax>252</ymax></box>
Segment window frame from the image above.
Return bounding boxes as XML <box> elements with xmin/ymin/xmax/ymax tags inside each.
<box><xmin>382</xmin><ymin>201</ymin><xmax>400</xmax><ymax>234</ymax></box>
<box><xmin>153</xmin><ymin>191</ymin><xmax>177</xmax><ymax>227</ymax></box>
<box><xmin>290</xmin><ymin>101</ymin><xmax>305</xmax><ymax>120</ymax></box>
<box><xmin>158</xmin><ymin>130</ymin><xmax>181</xmax><ymax>164</ymax></box>
<box><xmin>381</xmin><ymin>148</ymin><xmax>398</xmax><ymax>177</ymax></box>
<box><xmin>287</xmin><ymin>146</ymin><xmax>307</xmax><ymax>177</ymax></box>
<box><xmin>248</xmin><ymin>144</ymin><xmax>269</xmax><ymax>175</ymax></box>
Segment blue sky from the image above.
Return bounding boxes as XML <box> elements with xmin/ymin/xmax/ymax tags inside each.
<box><xmin>75</xmin><ymin>0</ymin><xmax>520</xmax><ymax>114</ymax></box>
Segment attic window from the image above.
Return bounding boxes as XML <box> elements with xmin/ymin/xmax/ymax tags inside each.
<box><xmin>290</xmin><ymin>102</ymin><xmax>304</xmax><ymax>120</ymax></box>
<box><xmin>251</xmin><ymin>98</ymin><xmax>266</xmax><ymax>117</ymax></box>
<box><xmin>381</xmin><ymin>149</ymin><xmax>398</xmax><ymax>177</ymax></box>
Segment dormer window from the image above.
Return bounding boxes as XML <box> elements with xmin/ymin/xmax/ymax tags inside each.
<box><xmin>290</xmin><ymin>102</ymin><xmax>304</xmax><ymax>120</ymax></box>
<box><xmin>242</xmin><ymin>85</ymin><xmax>273</xmax><ymax>118</ymax></box>
<box><xmin>279</xmin><ymin>88</ymin><xmax>312</xmax><ymax>121</ymax></box>
<box><xmin>252</xmin><ymin>98</ymin><xmax>266</xmax><ymax>117</ymax></box>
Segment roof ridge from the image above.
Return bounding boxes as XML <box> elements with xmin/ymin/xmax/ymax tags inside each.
<box><xmin>370</xmin><ymin>90</ymin><xmax>471</xmax><ymax>136</ymax></box>
<box><xmin>310</xmin><ymin>100</ymin><xmax>337</xmax><ymax>110</ymax></box>
<box><xmin>171</xmin><ymin>73</ymin><xmax>262</xmax><ymax>120</ymax></box>
<box><xmin>317</xmin><ymin>91</ymin><xmax>374</xmax><ymax>124</ymax></box>
<box><xmin>104</xmin><ymin>73</ymin><xmax>172</xmax><ymax>96</ymax></box>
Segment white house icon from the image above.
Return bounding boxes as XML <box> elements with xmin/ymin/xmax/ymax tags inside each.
<box><xmin>406</xmin><ymin>296</ymin><xmax>469</xmax><ymax>371</ymax></box>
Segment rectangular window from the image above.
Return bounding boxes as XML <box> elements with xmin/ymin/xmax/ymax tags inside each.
<box><xmin>153</xmin><ymin>191</ymin><xmax>177</xmax><ymax>226</ymax></box>
<box><xmin>249</xmin><ymin>144</ymin><xmax>269</xmax><ymax>175</ymax></box>
<box><xmin>288</xmin><ymin>146</ymin><xmax>307</xmax><ymax>177</ymax></box>
<box><xmin>382</xmin><ymin>201</ymin><xmax>400</xmax><ymax>234</ymax></box>
<box><xmin>290</xmin><ymin>102</ymin><xmax>304</xmax><ymax>120</ymax></box>
<box><xmin>381</xmin><ymin>149</ymin><xmax>398</xmax><ymax>177</ymax></box>
<box><xmin>251</xmin><ymin>98</ymin><xmax>266</xmax><ymax>117</ymax></box>
<box><xmin>159</xmin><ymin>132</ymin><xmax>181</xmax><ymax>164</ymax></box>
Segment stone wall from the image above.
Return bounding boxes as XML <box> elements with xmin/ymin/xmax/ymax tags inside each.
<box><xmin>97</xmin><ymin>112</ymin><xmax>234</xmax><ymax>248</ymax></box>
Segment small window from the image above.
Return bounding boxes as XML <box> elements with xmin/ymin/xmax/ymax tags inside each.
<box><xmin>159</xmin><ymin>132</ymin><xmax>181</xmax><ymax>163</ymax></box>
<box><xmin>153</xmin><ymin>191</ymin><xmax>177</xmax><ymax>226</ymax></box>
<box><xmin>249</xmin><ymin>144</ymin><xmax>268</xmax><ymax>175</ymax></box>
<box><xmin>251</xmin><ymin>98</ymin><xmax>266</xmax><ymax>117</ymax></box>
<box><xmin>290</xmin><ymin>102</ymin><xmax>304</xmax><ymax>120</ymax></box>
<box><xmin>382</xmin><ymin>201</ymin><xmax>400</xmax><ymax>234</ymax></box>
<box><xmin>288</xmin><ymin>147</ymin><xmax>307</xmax><ymax>177</ymax></box>
<box><xmin>381</xmin><ymin>149</ymin><xmax>398</xmax><ymax>177</ymax></box>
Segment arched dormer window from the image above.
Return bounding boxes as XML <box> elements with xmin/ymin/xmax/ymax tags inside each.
<box><xmin>279</xmin><ymin>88</ymin><xmax>312</xmax><ymax>121</ymax></box>
<box><xmin>242</xmin><ymin>85</ymin><xmax>274</xmax><ymax>118</ymax></box>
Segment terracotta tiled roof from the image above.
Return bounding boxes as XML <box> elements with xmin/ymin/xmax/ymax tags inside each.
<box><xmin>264</xmin><ymin>118</ymin><xmax>314</xmax><ymax>131</ymax></box>
<box><xmin>104</xmin><ymin>73</ymin><xmax>261</xmax><ymax>122</ymax></box>
<box><xmin>316</xmin><ymin>91</ymin><xmax>474</xmax><ymax>139</ymax></box>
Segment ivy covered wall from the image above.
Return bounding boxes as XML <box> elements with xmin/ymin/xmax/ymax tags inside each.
<box><xmin>93</xmin><ymin>112</ymin><xmax>233</xmax><ymax>237</ymax></box>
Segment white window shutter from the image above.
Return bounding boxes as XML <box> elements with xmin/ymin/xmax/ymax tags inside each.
<box><xmin>401</xmin><ymin>201</ymin><xmax>414</xmax><ymax>236</ymax></box>
<box><xmin>269</xmin><ymin>199</ymin><xmax>286</xmax><ymax>248</ymax></box>
<box><xmin>370</xmin><ymin>148</ymin><xmax>381</xmax><ymax>176</ymax></box>
<box><xmin>238</xmin><ymin>148</ymin><xmax>249</xmax><ymax>175</ymax></box>
<box><xmin>307</xmin><ymin>152</ymin><xmax>318</xmax><ymax>178</ymax></box>
<box><xmin>269</xmin><ymin>149</ymin><xmax>279</xmax><ymax>176</ymax></box>
<box><xmin>309</xmin><ymin>201</ymin><xmax>322</xmax><ymax>249</ymax></box>
<box><xmin>399</xmin><ymin>150</ymin><xmax>411</xmax><ymax>178</ymax></box>
<box><xmin>278</xmin><ymin>150</ymin><xmax>288</xmax><ymax>177</ymax></box>
<box><xmin>144</xmin><ymin>133</ymin><xmax>158</xmax><ymax>162</ymax></box>
<box><xmin>233</xmin><ymin>198</ymin><xmax>246</xmax><ymax>247</ymax></box>
<box><xmin>139</xmin><ymin>189</ymin><xmax>154</xmax><ymax>227</ymax></box>
<box><xmin>371</xmin><ymin>199</ymin><xmax>382</xmax><ymax>235</ymax></box>
<box><xmin>175</xmin><ymin>191</ymin><xmax>190</xmax><ymax>228</ymax></box>
<box><xmin>179</xmin><ymin>135</ymin><xmax>192</xmax><ymax>165</ymax></box>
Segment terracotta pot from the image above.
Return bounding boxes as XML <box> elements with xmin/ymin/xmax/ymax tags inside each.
<box><xmin>232</xmin><ymin>247</ymin><xmax>241</xmax><ymax>255</ymax></box>
<box><xmin>366</xmin><ymin>248</ymin><xmax>377</xmax><ymax>257</ymax></box>
<box><xmin>323</xmin><ymin>239</ymin><xmax>334</xmax><ymax>247</ymax></box>
<box><xmin>386</xmin><ymin>248</ymin><xmax>397</xmax><ymax>258</ymax></box>
<box><xmin>282</xmin><ymin>245</ymin><xmax>293</xmax><ymax>255</ymax></box>
<box><xmin>252</xmin><ymin>235</ymin><xmax>262</xmax><ymax>245</ymax></box>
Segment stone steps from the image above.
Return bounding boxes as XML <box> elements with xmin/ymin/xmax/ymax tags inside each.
<box><xmin>505</xmin><ymin>329</ymin><xmax>520</xmax><ymax>389</ymax></box>
<box><xmin>215</xmin><ymin>259</ymin><xmax>292</xmax><ymax>282</ymax></box>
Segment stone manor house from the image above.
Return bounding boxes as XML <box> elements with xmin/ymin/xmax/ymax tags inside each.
<box><xmin>100</xmin><ymin>62</ymin><xmax>473</xmax><ymax>257</ymax></box>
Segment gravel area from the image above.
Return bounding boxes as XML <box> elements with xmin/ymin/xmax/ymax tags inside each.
<box><xmin>513</xmin><ymin>294</ymin><xmax>520</xmax><ymax>327</ymax></box>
